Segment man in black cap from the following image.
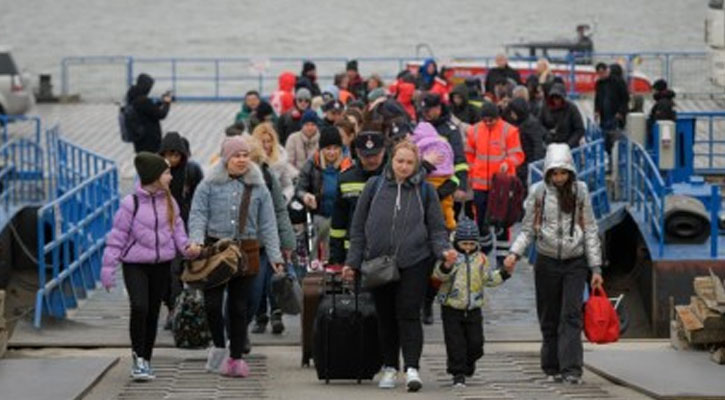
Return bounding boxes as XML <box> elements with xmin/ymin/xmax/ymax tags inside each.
<box><xmin>329</xmin><ymin>131</ymin><xmax>387</xmax><ymax>265</ymax></box>
<box><xmin>321</xmin><ymin>99</ymin><xmax>345</xmax><ymax>128</ymax></box>
<box><xmin>420</xmin><ymin>92</ymin><xmax>469</xmax><ymax>203</ymax></box>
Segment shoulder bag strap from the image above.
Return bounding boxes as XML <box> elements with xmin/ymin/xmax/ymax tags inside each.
<box><xmin>238</xmin><ymin>183</ymin><xmax>253</xmax><ymax>237</ymax></box>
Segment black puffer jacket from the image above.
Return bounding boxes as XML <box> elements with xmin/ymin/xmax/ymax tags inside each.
<box><xmin>126</xmin><ymin>74</ymin><xmax>170</xmax><ymax>153</ymax></box>
<box><xmin>540</xmin><ymin>97</ymin><xmax>585</xmax><ymax>148</ymax></box>
<box><xmin>506</xmin><ymin>98</ymin><xmax>546</xmax><ymax>184</ymax></box>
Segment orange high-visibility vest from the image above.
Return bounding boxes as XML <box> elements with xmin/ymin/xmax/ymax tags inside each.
<box><xmin>465</xmin><ymin>119</ymin><xmax>524</xmax><ymax>191</ymax></box>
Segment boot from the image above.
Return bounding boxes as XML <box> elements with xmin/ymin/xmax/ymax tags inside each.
<box><xmin>422</xmin><ymin>301</ymin><xmax>434</xmax><ymax>325</ymax></box>
<box><xmin>270</xmin><ymin>309</ymin><xmax>285</xmax><ymax>334</ymax></box>
<box><xmin>251</xmin><ymin>314</ymin><xmax>268</xmax><ymax>334</ymax></box>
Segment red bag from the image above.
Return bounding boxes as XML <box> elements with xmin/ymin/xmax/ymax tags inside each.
<box><xmin>584</xmin><ymin>286</ymin><xmax>620</xmax><ymax>344</ymax></box>
<box><xmin>485</xmin><ymin>172</ymin><xmax>525</xmax><ymax>228</ymax></box>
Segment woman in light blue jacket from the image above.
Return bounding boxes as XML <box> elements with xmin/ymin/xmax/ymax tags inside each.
<box><xmin>188</xmin><ymin>136</ymin><xmax>283</xmax><ymax>378</ymax></box>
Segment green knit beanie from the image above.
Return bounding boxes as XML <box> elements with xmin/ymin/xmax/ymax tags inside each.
<box><xmin>134</xmin><ymin>152</ymin><xmax>169</xmax><ymax>185</ymax></box>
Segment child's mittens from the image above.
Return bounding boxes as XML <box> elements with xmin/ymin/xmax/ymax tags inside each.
<box><xmin>100</xmin><ymin>266</ymin><xmax>116</xmax><ymax>290</ymax></box>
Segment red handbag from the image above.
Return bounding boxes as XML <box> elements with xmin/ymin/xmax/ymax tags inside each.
<box><xmin>584</xmin><ymin>286</ymin><xmax>620</xmax><ymax>344</ymax></box>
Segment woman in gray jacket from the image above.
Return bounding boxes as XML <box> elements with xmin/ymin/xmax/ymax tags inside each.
<box><xmin>342</xmin><ymin>140</ymin><xmax>456</xmax><ymax>392</ymax></box>
<box><xmin>504</xmin><ymin>143</ymin><xmax>604</xmax><ymax>385</ymax></box>
<box><xmin>188</xmin><ymin>136</ymin><xmax>284</xmax><ymax>378</ymax></box>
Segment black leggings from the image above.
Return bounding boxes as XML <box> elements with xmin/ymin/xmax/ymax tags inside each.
<box><xmin>371</xmin><ymin>257</ymin><xmax>432</xmax><ymax>371</ymax></box>
<box><xmin>123</xmin><ymin>262</ymin><xmax>171</xmax><ymax>360</ymax></box>
<box><xmin>204</xmin><ymin>274</ymin><xmax>254</xmax><ymax>359</ymax></box>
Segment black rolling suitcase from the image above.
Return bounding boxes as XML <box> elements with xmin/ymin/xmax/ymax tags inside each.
<box><xmin>312</xmin><ymin>274</ymin><xmax>382</xmax><ymax>383</ymax></box>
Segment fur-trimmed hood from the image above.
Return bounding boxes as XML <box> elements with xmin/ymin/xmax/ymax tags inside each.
<box><xmin>207</xmin><ymin>161</ymin><xmax>266</xmax><ymax>186</ymax></box>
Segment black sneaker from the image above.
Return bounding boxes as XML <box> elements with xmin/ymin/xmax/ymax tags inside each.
<box><xmin>251</xmin><ymin>314</ymin><xmax>268</xmax><ymax>334</ymax></box>
<box><xmin>453</xmin><ymin>374</ymin><xmax>466</xmax><ymax>388</ymax></box>
<box><xmin>270</xmin><ymin>309</ymin><xmax>285</xmax><ymax>334</ymax></box>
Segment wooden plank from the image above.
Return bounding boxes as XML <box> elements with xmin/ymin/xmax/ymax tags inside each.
<box><xmin>670</xmin><ymin>319</ymin><xmax>691</xmax><ymax>351</ymax></box>
<box><xmin>685</xmin><ymin>327</ymin><xmax>725</xmax><ymax>344</ymax></box>
<box><xmin>690</xmin><ymin>296</ymin><xmax>725</xmax><ymax>330</ymax></box>
<box><xmin>676</xmin><ymin>305</ymin><xmax>704</xmax><ymax>331</ymax></box>
<box><xmin>709</xmin><ymin>269</ymin><xmax>725</xmax><ymax>305</ymax></box>
<box><xmin>711</xmin><ymin>347</ymin><xmax>725</xmax><ymax>365</ymax></box>
<box><xmin>694</xmin><ymin>277</ymin><xmax>725</xmax><ymax>314</ymax></box>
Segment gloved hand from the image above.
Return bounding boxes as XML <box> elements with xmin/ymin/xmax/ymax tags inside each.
<box><xmin>101</xmin><ymin>266</ymin><xmax>116</xmax><ymax>290</ymax></box>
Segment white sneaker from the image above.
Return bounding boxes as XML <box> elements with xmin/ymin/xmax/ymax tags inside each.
<box><xmin>405</xmin><ymin>367</ymin><xmax>422</xmax><ymax>392</ymax></box>
<box><xmin>378</xmin><ymin>367</ymin><xmax>397</xmax><ymax>389</ymax></box>
<box><xmin>205</xmin><ymin>347</ymin><xmax>227</xmax><ymax>372</ymax></box>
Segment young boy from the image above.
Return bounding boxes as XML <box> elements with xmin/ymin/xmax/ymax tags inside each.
<box><xmin>433</xmin><ymin>218</ymin><xmax>514</xmax><ymax>387</ymax></box>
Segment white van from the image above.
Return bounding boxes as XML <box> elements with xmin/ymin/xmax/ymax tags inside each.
<box><xmin>0</xmin><ymin>48</ymin><xmax>34</xmax><ymax>116</ymax></box>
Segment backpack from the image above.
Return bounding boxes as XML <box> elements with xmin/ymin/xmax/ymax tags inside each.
<box><xmin>119</xmin><ymin>103</ymin><xmax>144</xmax><ymax>143</ymax></box>
<box><xmin>584</xmin><ymin>286</ymin><xmax>620</xmax><ymax>344</ymax></box>
<box><xmin>485</xmin><ymin>172</ymin><xmax>525</xmax><ymax>228</ymax></box>
<box><xmin>171</xmin><ymin>287</ymin><xmax>212</xmax><ymax>348</ymax></box>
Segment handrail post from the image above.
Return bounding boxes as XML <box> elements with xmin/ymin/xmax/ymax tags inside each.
<box><xmin>171</xmin><ymin>59</ymin><xmax>177</xmax><ymax>95</ymax></box>
<box><xmin>567</xmin><ymin>53</ymin><xmax>577</xmax><ymax>98</ymax></box>
<box><xmin>711</xmin><ymin>185</ymin><xmax>720</xmax><ymax>258</ymax></box>
<box><xmin>61</xmin><ymin>58</ymin><xmax>69</xmax><ymax>97</ymax></box>
<box><xmin>708</xmin><ymin>116</ymin><xmax>714</xmax><ymax>169</ymax></box>
<box><xmin>126</xmin><ymin>57</ymin><xmax>134</xmax><ymax>91</ymax></box>
<box><xmin>214</xmin><ymin>59</ymin><xmax>220</xmax><ymax>99</ymax></box>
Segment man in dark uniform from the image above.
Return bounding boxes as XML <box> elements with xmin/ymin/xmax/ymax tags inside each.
<box><xmin>328</xmin><ymin>131</ymin><xmax>386</xmax><ymax>265</ymax></box>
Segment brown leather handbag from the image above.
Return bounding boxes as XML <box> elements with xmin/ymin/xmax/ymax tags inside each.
<box><xmin>182</xmin><ymin>184</ymin><xmax>261</xmax><ymax>289</ymax></box>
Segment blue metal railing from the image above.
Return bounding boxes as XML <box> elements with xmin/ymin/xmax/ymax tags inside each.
<box><xmin>1</xmin><ymin>114</ymin><xmax>42</xmax><ymax>146</ymax></box>
<box><xmin>677</xmin><ymin>111</ymin><xmax>725</xmax><ymax>174</ymax></box>
<box><xmin>33</xmin><ymin>129</ymin><xmax>118</xmax><ymax>328</ymax></box>
<box><xmin>616</xmin><ymin>137</ymin><xmax>668</xmax><ymax>258</ymax></box>
<box><xmin>59</xmin><ymin>51</ymin><xmax>718</xmax><ymax>101</ymax></box>
<box><xmin>0</xmin><ymin>137</ymin><xmax>45</xmax><ymax>225</ymax></box>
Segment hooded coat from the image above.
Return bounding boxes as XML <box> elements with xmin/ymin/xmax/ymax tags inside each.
<box><xmin>509</xmin><ymin>144</ymin><xmax>602</xmax><ymax>274</ymax></box>
<box><xmin>396</xmin><ymin>82</ymin><xmax>417</xmax><ymax>122</ymax></box>
<box><xmin>450</xmin><ymin>84</ymin><xmax>481</xmax><ymax>125</ymax></box>
<box><xmin>187</xmin><ymin>162</ymin><xmax>283</xmax><ymax>264</ymax></box>
<box><xmin>416</xmin><ymin>58</ymin><xmax>438</xmax><ymax>90</ymax></box>
<box><xmin>345</xmin><ymin>166</ymin><xmax>450</xmax><ymax>270</ymax></box>
<box><xmin>411</xmin><ymin>122</ymin><xmax>454</xmax><ymax>177</ymax></box>
<box><xmin>270</xmin><ymin>72</ymin><xmax>297</xmax><ymax>116</ymax></box>
<box><xmin>506</xmin><ymin>98</ymin><xmax>546</xmax><ymax>184</ymax></box>
<box><xmin>125</xmin><ymin>74</ymin><xmax>170</xmax><ymax>153</ymax></box>
<box><xmin>540</xmin><ymin>86</ymin><xmax>585</xmax><ymax>148</ymax></box>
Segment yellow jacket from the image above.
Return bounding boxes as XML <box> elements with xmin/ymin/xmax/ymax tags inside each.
<box><xmin>433</xmin><ymin>251</ymin><xmax>509</xmax><ymax>310</ymax></box>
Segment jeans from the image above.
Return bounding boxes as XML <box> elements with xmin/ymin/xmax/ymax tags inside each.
<box><xmin>123</xmin><ymin>262</ymin><xmax>171</xmax><ymax>360</ymax></box>
<box><xmin>371</xmin><ymin>257</ymin><xmax>432</xmax><ymax>370</ymax></box>
<box><xmin>534</xmin><ymin>254</ymin><xmax>589</xmax><ymax>378</ymax></box>
<box><xmin>247</xmin><ymin>251</ymin><xmax>278</xmax><ymax>320</ymax></box>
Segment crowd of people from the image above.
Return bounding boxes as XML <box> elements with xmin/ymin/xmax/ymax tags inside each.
<box><xmin>101</xmin><ymin>55</ymin><xmax>672</xmax><ymax>390</ymax></box>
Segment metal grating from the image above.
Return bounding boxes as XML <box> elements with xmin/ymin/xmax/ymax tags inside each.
<box><xmin>424</xmin><ymin>353</ymin><xmax>622</xmax><ymax>400</ymax></box>
<box><xmin>115</xmin><ymin>355</ymin><xmax>267</xmax><ymax>400</ymax></box>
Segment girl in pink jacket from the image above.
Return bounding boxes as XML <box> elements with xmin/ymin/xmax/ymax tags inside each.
<box><xmin>101</xmin><ymin>152</ymin><xmax>198</xmax><ymax>382</ymax></box>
